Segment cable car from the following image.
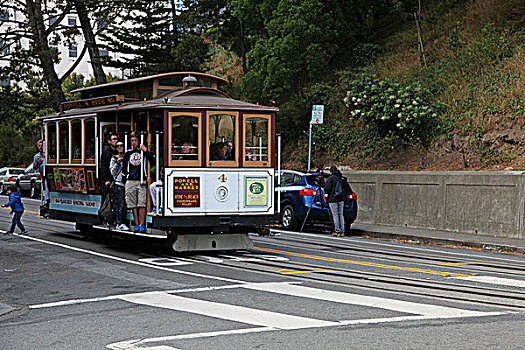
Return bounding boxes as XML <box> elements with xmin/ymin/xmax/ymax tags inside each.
<box><xmin>39</xmin><ymin>72</ymin><xmax>279</xmax><ymax>251</ymax></box>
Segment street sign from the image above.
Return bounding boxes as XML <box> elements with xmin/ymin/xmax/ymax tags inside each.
<box><xmin>311</xmin><ymin>105</ymin><xmax>324</xmax><ymax>124</ymax></box>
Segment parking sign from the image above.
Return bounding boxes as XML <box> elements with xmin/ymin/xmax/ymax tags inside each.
<box><xmin>311</xmin><ymin>105</ymin><xmax>324</xmax><ymax>124</ymax></box>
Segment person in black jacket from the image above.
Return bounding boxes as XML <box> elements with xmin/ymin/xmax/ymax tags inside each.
<box><xmin>122</xmin><ymin>132</ymin><xmax>155</xmax><ymax>233</ymax></box>
<box><xmin>324</xmin><ymin>165</ymin><xmax>345</xmax><ymax>237</ymax></box>
<box><xmin>100</xmin><ymin>132</ymin><xmax>119</xmax><ymax>187</ymax></box>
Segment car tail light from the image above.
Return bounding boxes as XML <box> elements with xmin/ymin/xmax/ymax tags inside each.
<box><xmin>300</xmin><ymin>188</ymin><xmax>317</xmax><ymax>196</ymax></box>
<box><xmin>8</xmin><ymin>177</ymin><xmax>15</xmax><ymax>182</ymax></box>
<box><xmin>348</xmin><ymin>192</ymin><xmax>357</xmax><ymax>200</ymax></box>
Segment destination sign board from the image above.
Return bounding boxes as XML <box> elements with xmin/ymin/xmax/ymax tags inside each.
<box><xmin>60</xmin><ymin>95</ymin><xmax>125</xmax><ymax>111</ymax></box>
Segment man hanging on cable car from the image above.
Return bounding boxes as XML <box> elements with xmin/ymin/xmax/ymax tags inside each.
<box><xmin>122</xmin><ymin>132</ymin><xmax>155</xmax><ymax>233</ymax></box>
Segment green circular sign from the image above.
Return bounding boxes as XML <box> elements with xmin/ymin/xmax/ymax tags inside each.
<box><xmin>249</xmin><ymin>182</ymin><xmax>264</xmax><ymax>194</ymax></box>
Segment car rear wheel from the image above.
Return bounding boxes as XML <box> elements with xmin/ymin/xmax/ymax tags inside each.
<box><xmin>281</xmin><ymin>204</ymin><xmax>299</xmax><ymax>231</ymax></box>
<box><xmin>30</xmin><ymin>182</ymin><xmax>38</xmax><ymax>198</ymax></box>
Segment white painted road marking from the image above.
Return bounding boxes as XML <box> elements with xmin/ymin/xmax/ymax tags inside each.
<box><xmin>120</xmin><ymin>291</ymin><xmax>336</xmax><ymax>329</ymax></box>
<box><xmin>455</xmin><ymin>276</ymin><xmax>525</xmax><ymax>288</ymax></box>
<box><xmin>106</xmin><ymin>283</ymin><xmax>511</xmax><ymax>350</ymax></box>
<box><xmin>240</xmin><ymin>282</ymin><xmax>487</xmax><ymax>317</ymax></box>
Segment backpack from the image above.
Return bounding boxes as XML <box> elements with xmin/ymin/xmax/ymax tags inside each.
<box><xmin>342</xmin><ymin>176</ymin><xmax>351</xmax><ymax>194</ymax></box>
<box><xmin>333</xmin><ymin>178</ymin><xmax>344</xmax><ymax>198</ymax></box>
<box><xmin>98</xmin><ymin>189</ymin><xmax>115</xmax><ymax>224</ymax></box>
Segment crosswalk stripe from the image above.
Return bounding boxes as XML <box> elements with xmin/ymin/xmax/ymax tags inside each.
<box><xmin>119</xmin><ymin>291</ymin><xmax>336</xmax><ymax>329</ymax></box>
<box><xmin>240</xmin><ymin>282</ymin><xmax>487</xmax><ymax>317</ymax></box>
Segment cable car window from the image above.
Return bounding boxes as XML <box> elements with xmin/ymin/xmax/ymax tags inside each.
<box><xmin>59</xmin><ymin>122</ymin><xmax>69</xmax><ymax>163</ymax></box>
<box><xmin>243</xmin><ymin>114</ymin><xmax>271</xmax><ymax>166</ymax></box>
<box><xmin>244</xmin><ymin>117</ymin><xmax>268</xmax><ymax>162</ymax></box>
<box><xmin>169</xmin><ymin>112</ymin><xmax>200</xmax><ymax>165</ymax></box>
<box><xmin>71</xmin><ymin>120</ymin><xmax>82</xmax><ymax>161</ymax></box>
<box><xmin>208</xmin><ymin>113</ymin><xmax>236</xmax><ymax>161</ymax></box>
<box><xmin>84</xmin><ymin>119</ymin><xmax>95</xmax><ymax>163</ymax></box>
<box><xmin>47</xmin><ymin>123</ymin><xmax>57</xmax><ymax>163</ymax></box>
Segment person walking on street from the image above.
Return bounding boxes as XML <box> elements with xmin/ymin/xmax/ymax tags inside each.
<box><xmin>110</xmin><ymin>142</ymin><xmax>129</xmax><ymax>231</ymax></box>
<box><xmin>2</xmin><ymin>185</ymin><xmax>27</xmax><ymax>235</ymax></box>
<box><xmin>324</xmin><ymin>165</ymin><xmax>345</xmax><ymax>237</ymax></box>
<box><xmin>122</xmin><ymin>132</ymin><xmax>155</xmax><ymax>233</ymax></box>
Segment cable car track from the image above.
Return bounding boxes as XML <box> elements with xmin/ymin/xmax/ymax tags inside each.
<box><xmin>255</xmin><ymin>234</ymin><xmax>525</xmax><ymax>279</ymax></box>
<box><xmin>181</xmin><ymin>251</ymin><xmax>525</xmax><ymax>311</ymax></box>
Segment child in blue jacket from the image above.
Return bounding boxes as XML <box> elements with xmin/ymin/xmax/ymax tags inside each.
<box><xmin>2</xmin><ymin>185</ymin><xmax>27</xmax><ymax>235</ymax></box>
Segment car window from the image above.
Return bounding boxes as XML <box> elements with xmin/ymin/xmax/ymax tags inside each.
<box><xmin>280</xmin><ymin>172</ymin><xmax>295</xmax><ymax>186</ymax></box>
<box><xmin>306</xmin><ymin>174</ymin><xmax>328</xmax><ymax>187</ymax></box>
<box><xmin>10</xmin><ymin>169</ymin><xmax>24</xmax><ymax>175</ymax></box>
<box><xmin>25</xmin><ymin>165</ymin><xmax>33</xmax><ymax>173</ymax></box>
<box><xmin>0</xmin><ymin>169</ymin><xmax>5</xmax><ymax>176</ymax></box>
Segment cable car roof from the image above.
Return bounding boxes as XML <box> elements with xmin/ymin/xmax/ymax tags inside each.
<box><xmin>39</xmin><ymin>87</ymin><xmax>278</xmax><ymax>121</ymax></box>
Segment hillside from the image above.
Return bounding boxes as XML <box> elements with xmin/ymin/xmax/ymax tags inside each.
<box><xmin>282</xmin><ymin>0</ymin><xmax>525</xmax><ymax>171</ymax></box>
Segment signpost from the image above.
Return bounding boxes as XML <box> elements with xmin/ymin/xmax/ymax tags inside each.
<box><xmin>308</xmin><ymin>105</ymin><xmax>324</xmax><ymax>172</ymax></box>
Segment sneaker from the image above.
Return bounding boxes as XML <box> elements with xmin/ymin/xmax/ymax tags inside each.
<box><xmin>139</xmin><ymin>225</ymin><xmax>146</xmax><ymax>233</ymax></box>
<box><xmin>329</xmin><ymin>232</ymin><xmax>338</xmax><ymax>236</ymax></box>
<box><xmin>5</xmin><ymin>231</ymin><xmax>13</xmax><ymax>235</ymax></box>
<box><xmin>116</xmin><ymin>224</ymin><xmax>129</xmax><ymax>231</ymax></box>
<box><xmin>158</xmin><ymin>209</ymin><xmax>162</xmax><ymax>214</ymax></box>
<box><xmin>150</xmin><ymin>208</ymin><xmax>156</xmax><ymax>213</ymax></box>
<box><xmin>134</xmin><ymin>225</ymin><xmax>140</xmax><ymax>233</ymax></box>
<box><xmin>20</xmin><ymin>230</ymin><xmax>28</xmax><ymax>235</ymax></box>
<box><xmin>338</xmin><ymin>232</ymin><xmax>345</xmax><ymax>237</ymax></box>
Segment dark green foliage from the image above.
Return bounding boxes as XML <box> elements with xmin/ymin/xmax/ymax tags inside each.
<box><xmin>100</xmin><ymin>1</ymin><xmax>209</xmax><ymax>76</ymax></box>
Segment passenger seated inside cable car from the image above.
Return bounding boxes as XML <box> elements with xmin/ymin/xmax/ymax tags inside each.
<box><xmin>211</xmin><ymin>142</ymin><xmax>228</xmax><ymax>160</ymax></box>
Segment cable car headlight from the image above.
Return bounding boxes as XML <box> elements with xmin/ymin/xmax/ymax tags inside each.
<box><xmin>216</xmin><ymin>186</ymin><xmax>229</xmax><ymax>201</ymax></box>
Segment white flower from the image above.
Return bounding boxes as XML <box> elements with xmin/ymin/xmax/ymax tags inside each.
<box><xmin>412</xmin><ymin>100</ymin><xmax>418</xmax><ymax>105</ymax></box>
<box><xmin>389</xmin><ymin>95</ymin><xmax>395</xmax><ymax>99</ymax></box>
<box><xmin>357</xmin><ymin>98</ymin><xmax>361</xmax><ymax>103</ymax></box>
<box><xmin>355</xmin><ymin>110</ymin><xmax>360</xmax><ymax>114</ymax></box>
<box><xmin>343</xmin><ymin>97</ymin><xmax>348</xmax><ymax>104</ymax></box>
<box><xmin>381</xmin><ymin>116</ymin><xmax>388</xmax><ymax>121</ymax></box>
<box><xmin>363</xmin><ymin>95</ymin><xmax>367</xmax><ymax>98</ymax></box>
<box><xmin>394</xmin><ymin>104</ymin><xmax>400</xmax><ymax>108</ymax></box>
<box><xmin>352</xmin><ymin>97</ymin><xmax>356</xmax><ymax>102</ymax></box>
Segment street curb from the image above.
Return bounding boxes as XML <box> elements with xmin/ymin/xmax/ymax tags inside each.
<box><xmin>353</xmin><ymin>229</ymin><xmax>525</xmax><ymax>254</ymax></box>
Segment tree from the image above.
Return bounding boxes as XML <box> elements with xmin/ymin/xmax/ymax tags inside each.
<box><xmin>100</xmin><ymin>0</ymin><xmax>209</xmax><ymax>76</ymax></box>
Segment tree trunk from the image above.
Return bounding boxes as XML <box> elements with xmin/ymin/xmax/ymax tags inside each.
<box><xmin>26</xmin><ymin>0</ymin><xmax>65</xmax><ymax>111</ymax></box>
<box><xmin>72</xmin><ymin>0</ymin><xmax>107</xmax><ymax>84</ymax></box>
<box><xmin>239</xmin><ymin>20</ymin><xmax>247</xmax><ymax>75</ymax></box>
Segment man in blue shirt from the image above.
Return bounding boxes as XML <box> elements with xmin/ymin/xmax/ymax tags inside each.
<box><xmin>122</xmin><ymin>132</ymin><xmax>154</xmax><ymax>233</ymax></box>
<box><xmin>32</xmin><ymin>140</ymin><xmax>49</xmax><ymax>208</ymax></box>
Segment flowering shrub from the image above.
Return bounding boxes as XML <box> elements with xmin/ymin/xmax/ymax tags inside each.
<box><xmin>345</xmin><ymin>73</ymin><xmax>439</xmax><ymax>143</ymax></box>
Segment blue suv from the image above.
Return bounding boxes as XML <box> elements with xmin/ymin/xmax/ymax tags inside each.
<box><xmin>276</xmin><ymin>170</ymin><xmax>358</xmax><ymax>232</ymax></box>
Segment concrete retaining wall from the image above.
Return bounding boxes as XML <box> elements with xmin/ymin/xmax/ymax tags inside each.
<box><xmin>341</xmin><ymin>170</ymin><xmax>525</xmax><ymax>239</ymax></box>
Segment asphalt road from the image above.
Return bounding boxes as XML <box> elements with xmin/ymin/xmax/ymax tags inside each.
<box><xmin>2</xmin><ymin>195</ymin><xmax>525</xmax><ymax>349</ymax></box>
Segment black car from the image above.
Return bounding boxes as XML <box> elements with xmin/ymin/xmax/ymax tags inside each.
<box><xmin>276</xmin><ymin>170</ymin><xmax>358</xmax><ymax>232</ymax></box>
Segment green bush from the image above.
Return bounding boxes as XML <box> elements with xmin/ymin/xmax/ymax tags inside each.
<box><xmin>344</xmin><ymin>73</ymin><xmax>440</xmax><ymax>143</ymax></box>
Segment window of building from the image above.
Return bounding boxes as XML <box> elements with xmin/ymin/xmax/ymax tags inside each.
<box><xmin>99</xmin><ymin>49</ymin><xmax>108</xmax><ymax>57</ymax></box>
<box><xmin>0</xmin><ymin>9</ymin><xmax>9</xmax><ymax>21</ymax></box>
<box><xmin>49</xmin><ymin>16</ymin><xmax>57</xmax><ymax>27</ymax></box>
<box><xmin>68</xmin><ymin>16</ymin><xmax>76</xmax><ymax>26</ymax></box>
<box><xmin>69</xmin><ymin>44</ymin><xmax>77</xmax><ymax>58</ymax></box>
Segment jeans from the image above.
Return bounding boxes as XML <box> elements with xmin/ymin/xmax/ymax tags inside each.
<box><xmin>9</xmin><ymin>211</ymin><xmax>26</xmax><ymax>233</ymax></box>
<box><xmin>329</xmin><ymin>202</ymin><xmax>345</xmax><ymax>234</ymax></box>
<box><xmin>114</xmin><ymin>185</ymin><xmax>126</xmax><ymax>224</ymax></box>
